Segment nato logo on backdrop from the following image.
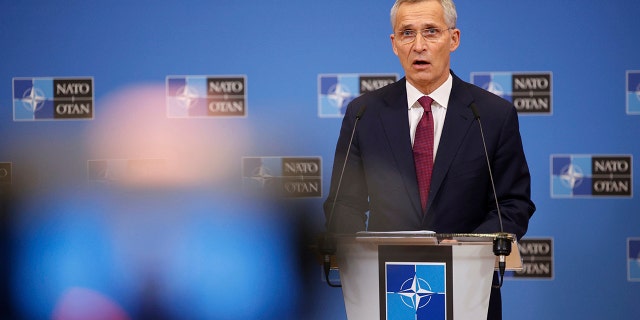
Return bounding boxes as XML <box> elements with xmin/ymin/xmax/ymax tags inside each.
<box><xmin>470</xmin><ymin>72</ymin><xmax>552</xmax><ymax>115</ymax></box>
<box><xmin>318</xmin><ymin>74</ymin><xmax>397</xmax><ymax>117</ymax></box>
<box><xmin>551</xmin><ymin>154</ymin><xmax>632</xmax><ymax>198</ymax></box>
<box><xmin>551</xmin><ymin>155</ymin><xmax>633</xmax><ymax>198</ymax></box>
<box><xmin>166</xmin><ymin>75</ymin><xmax>247</xmax><ymax>118</ymax></box>
<box><xmin>242</xmin><ymin>157</ymin><xmax>322</xmax><ymax>198</ymax></box>
<box><xmin>12</xmin><ymin>77</ymin><xmax>94</xmax><ymax>121</ymax></box>
<box><xmin>626</xmin><ymin>70</ymin><xmax>640</xmax><ymax>114</ymax></box>
<box><xmin>628</xmin><ymin>238</ymin><xmax>640</xmax><ymax>281</ymax></box>
<box><xmin>385</xmin><ymin>263</ymin><xmax>447</xmax><ymax>320</ymax></box>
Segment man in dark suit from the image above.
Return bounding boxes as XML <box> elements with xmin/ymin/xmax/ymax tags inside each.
<box><xmin>323</xmin><ymin>0</ymin><xmax>535</xmax><ymax>319</ymax></box>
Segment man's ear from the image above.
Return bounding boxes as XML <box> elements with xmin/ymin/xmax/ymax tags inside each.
<box><xmin>391</xmin><ymin>34</ymin><xmax>399</xmax><ymax>56</ymax></box>
<box><xmin>449</xmin><ymin>29</ymin><xmax>460</xmax><ymax>52</ymax></box>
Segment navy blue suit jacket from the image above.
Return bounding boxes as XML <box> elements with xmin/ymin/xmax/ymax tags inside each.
<box><xmin>324</xmin><ymin>72</ymin><xmax>535</xmax><ymax>238</ymax></box>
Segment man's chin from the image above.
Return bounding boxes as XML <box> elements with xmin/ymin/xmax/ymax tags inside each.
<box><xmin>407</xmin><ymin>74</ymin><xmax>436</xmax><ymax>88</ymax></box>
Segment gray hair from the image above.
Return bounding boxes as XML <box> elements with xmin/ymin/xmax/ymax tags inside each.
<box><xmin>390</xmin><ymin>0</ymin><xmax>457</xmax><ymax>30</ymax></box>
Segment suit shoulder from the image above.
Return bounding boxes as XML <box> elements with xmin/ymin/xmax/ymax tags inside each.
<box><xmin>456</xmin><ymin>81</ymin><xmax>516</xmax><ymax>121</ymax></box>
<box><xmin>348</xmin><ymin>78</ymin><xmax>405</xmax><ymax>109</ymax></box>
<box><xmin>465</xmin><ymin>81</ymin><xmax>512</xmax><ymax>107</ymax></box>
<box><xmin>359</xmin><ymin>78</ymin><xmax>403</xmax><ymax>99</ymax></box>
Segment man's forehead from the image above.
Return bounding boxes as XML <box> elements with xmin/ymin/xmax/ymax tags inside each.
<box><xmin>397</xmin><ymin>21</ymin><xmax>440</xmax><ymax>29</ymax></box>
<box><xmin>394</xmin><ymin>2</ymin><xmax>445</xmax><ymax>28</ymax></box>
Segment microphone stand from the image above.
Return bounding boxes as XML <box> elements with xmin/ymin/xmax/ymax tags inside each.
<box><xmin>470</xmin><ymin>103</ymin><xmax>512</xmax><ymax>289</ymax></box>
<box><xmin>320</xmin><ymin>105</ymin><xmax>367</xmax><ymax>288</ymax></box>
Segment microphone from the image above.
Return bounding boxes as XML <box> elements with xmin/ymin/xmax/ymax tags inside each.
<box><xmin>320</xmin><ymin>104</ymin><xmax>367</xmax><ymax>288</ymax></box>
<box><xmin>470</xmin><ymin>103</ymin><xmax>511</xmax><ymax>289</ymax></box>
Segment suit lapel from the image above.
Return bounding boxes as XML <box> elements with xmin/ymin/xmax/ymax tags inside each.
<box><xmin>426</xmin><ymin>73</ymin><xmax>475</xmax><ymax>215</ymax></box>
<box><xmin>378</xmin><ymin>79</ymin><xmax>423</xmax><ymax>216</ymax></box>
<box><xmin>376</xmin><ymin>75</ymin><xmax>477</xmax><ymax>221</ymax></box>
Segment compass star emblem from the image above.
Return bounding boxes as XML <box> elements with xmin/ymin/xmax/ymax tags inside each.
<box><xmin>398</xmin><ymin>275</ymin><xmax>435</xmax><ymax>310</ymax></box>
<box><xmin>251</xmin><ymin>165</ymin><xmax>273</xmax><ymax>188</ymax></box>
<box><xmin>327</xmin><ymin>83</ymin><xmax>353</xmax><ymax>109</ymax></box>
<box><xmin>175</xmin><ymin>85</ymin><xmax>200</xmax><ymax>110</ymax></box>
<box><xmin>559</xmin><ymin>164</ymin><xmax>584</xmax><ymax>189</ymax></box>
<box><xmin>21</xmin><ymin>87</ymin><xmax>46</xmax><ymax>113</ymax></box>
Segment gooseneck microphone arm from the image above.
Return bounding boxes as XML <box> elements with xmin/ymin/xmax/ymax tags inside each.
<box><xmin>321</xmin><ymin>104</ymin><xmax>367</xmax><ymax>288</ymax></box>
<box><xmin>326</xmin><ymin>105</ymin><xmax>367</xmax><ymax>230</ymax></box>
<box><xmin>470</xmin><ymin>103</ymin><xmax>511</xmax><ymax>289</ymax></box>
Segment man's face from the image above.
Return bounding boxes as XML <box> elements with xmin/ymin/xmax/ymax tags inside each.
<box><xmin>390</xmin><ymin>0</ymin><xmax>460</xmax><ymax>94</ymax></box>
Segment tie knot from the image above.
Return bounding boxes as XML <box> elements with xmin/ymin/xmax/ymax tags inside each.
<box><xmin>418</xmin><ymin>96</ymin><xmax>433</xmax><ymax>112</ymax></box>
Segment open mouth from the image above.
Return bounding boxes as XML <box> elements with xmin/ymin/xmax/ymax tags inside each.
<box><xmin>413</xmin><ymin>59</ymin><xmax>430</xmax><ymax>66</ymax></box>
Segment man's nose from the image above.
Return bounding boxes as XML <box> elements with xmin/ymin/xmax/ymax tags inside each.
<box><xmin>413</xmin><ymin>34</ymin><xmax>429</xmax><ymax>51</ymax></box>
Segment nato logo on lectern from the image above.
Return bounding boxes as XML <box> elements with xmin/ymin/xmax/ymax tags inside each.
<box><xmin>551</xmin><ymin>154</ymin><xmax>632</xmax><ymax>198</ymax></box>
<box><xmin>318</xmin><ymin>74</ymin><xmax>397</xmax><ymax>117</ymax></box>
<box><xmin>470</xmin><ymin>72</ymin><xmax>552</xmax><ymax>115</ymax></box>
<box><xmin>626</xmin><ymin>70</ymin><xmax>640</xmax><ymax>114</ymax></box>
<box><xmin>12</xmin><ymin>77</ymin><xmax>94</xmax><ymax>121</ymax></box>
<box><xmin>242</xmin><ymin>157</ymin><xmax>322</xmax><ymax>198</ymax></box>
<box><xmin>385</xmin><ymin>263</ymin><xmax>446</xmax><ymax>320</ymax></box>
<box><xmin>166</xmin><ymin>75</ymin><xmax>247</xmax><ymax>118</ymax></box>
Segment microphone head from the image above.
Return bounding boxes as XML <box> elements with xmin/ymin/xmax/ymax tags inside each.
<box><xmin>492</xmin><ymin>234</ymin><xmax>512</xmax><ymax>256</ymax></box>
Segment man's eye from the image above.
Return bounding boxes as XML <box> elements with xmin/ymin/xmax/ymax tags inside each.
<box><xmin>402</xmin><ymin>30</ymin><xmax>416</xmax><ymax>37</ymax></box>
<box><xmin>424</xmin><ymin>28</ymin><xmax>438</xmax><ymax>35</ymax></box>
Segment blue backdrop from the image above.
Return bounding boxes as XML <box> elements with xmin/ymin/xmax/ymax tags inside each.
<box><xmin>2</xmin><ymin>0</ymin><xmax>639</xmax><ymax>319</ymax></box>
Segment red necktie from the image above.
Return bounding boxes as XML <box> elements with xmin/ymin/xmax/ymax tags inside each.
<box><xmin>413</xmin><ymin>96</ymin><xmax>434</xmax><ymax>212</ymax></box>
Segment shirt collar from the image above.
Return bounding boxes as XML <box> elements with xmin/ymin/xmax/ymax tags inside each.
<box><xmin>406</xmin><ymin>73</ymin><xmax>453</xmax><ymax>109</ymax></box>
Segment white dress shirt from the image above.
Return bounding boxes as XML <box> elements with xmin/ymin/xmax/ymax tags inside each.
<box><xmin>407</xmin><ymin>74</ymin><xmax>453</xmax><ymax>161</ymax></box>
